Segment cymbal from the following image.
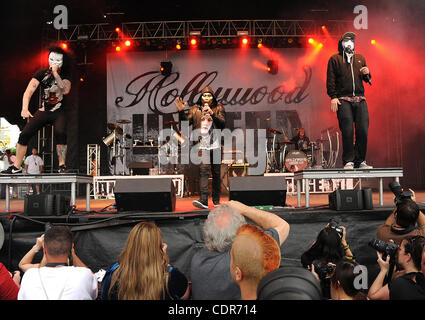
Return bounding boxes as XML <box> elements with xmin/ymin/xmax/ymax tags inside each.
<box><xmin>116</xmin><ymin>119</ymin><xmax>131</xmax><ymax>124</ymax></box>
<box><xmin>267</xmin><ymin>128</ymin><xmax>282</xmax><ymax>134</ymax></box>
<box><xmin>107</xmin><ymin>123</ymin><xmax>123</xmax><ymax>134</ymax></box>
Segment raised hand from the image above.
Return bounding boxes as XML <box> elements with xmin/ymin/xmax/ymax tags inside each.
<box><xmin>174</xmin><ymin>97</ymin><xmax>188</xmax><ymax>112</ymax></box>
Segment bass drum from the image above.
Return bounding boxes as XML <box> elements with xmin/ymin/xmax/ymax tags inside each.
<box><xmin>284</xmin><ymin>150</ymin><xmax>308</xmax><ymax>172</ymax></box>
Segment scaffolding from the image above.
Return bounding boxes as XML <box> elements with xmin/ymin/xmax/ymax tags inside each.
<box><xmin>47</xmin><ymin>19</ymin><xmax>352</xmax><ymax>43</ymax></box>
<box><xmin>87</xmin><ymin>144</ymin><xmax>100</xmax><ymax>176</ymax></box>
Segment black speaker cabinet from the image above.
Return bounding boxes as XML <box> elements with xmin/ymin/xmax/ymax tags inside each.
<box><xmin>114</xmin><ymin>178</ymin><xmax>176</xmax><ymax>212</ymax></box>
<box><xmin>24</xmin><ymin>193</ymin><xmax>70</xmax><ymax>216</ymax></box>
<box><xmin>328</xmin><ymin>189</ymin><xmax>364</xmax><ymax>211</ymax></box>
<box><xmin>229</xmin><ymin>176</ymin><xmax>286</xmax><ymax>206</ymax></box>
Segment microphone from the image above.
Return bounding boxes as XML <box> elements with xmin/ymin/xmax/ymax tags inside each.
<box><xmin>364</xmin><ymin>74</ymin><xmax>372</xmax><ymax>86</ymax></box>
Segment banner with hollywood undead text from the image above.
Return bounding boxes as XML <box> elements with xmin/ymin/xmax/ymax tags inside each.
<box><xmin>107</xmin><ymin>48</ymin><xmax>329</xmax><ymax>175</ymax></box>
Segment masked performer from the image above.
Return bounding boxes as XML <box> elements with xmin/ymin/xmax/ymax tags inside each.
<box><xmin>2</xmin><ymin>47</ymin><xmax>71</xmax><ymax>175</ymax></box>
<box><xmin>175</xmin><ymin>87</ymin><xmax>225</xmax><ymax>209</ymax></box>
<box><xmin>326</xmin><ymin>32</ymin><xmax>372</xmax><ymax>169</ymax></box>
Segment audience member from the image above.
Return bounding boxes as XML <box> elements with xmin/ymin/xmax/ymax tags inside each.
<box><xmin>18</xmin><ymin>226</ymin><xmax>98</xmax><ymax>300</ymax></box>
<box><xmin>302</xmin><ymin>222</ymin><xmax>354</xmax><ymax>299</ymax></box>
<box><xmin>377</xmin><ymin>196</ymin><xmax>425</xmax><ymax>245</ymax></box>
<box><xmin>230</xmin><ymin>223</ymin><xmax>281</xmax><ymax>300</ymax></box>
<box><xmin>368</xmin><ymin>235</ymin><xmax>425</xmax><ymax>300</ymax></box>
<box><xmin>329</xmin><ymin>259</ymin><xmax>367</xmax><ymax>300</ymax></box>
<box><xmin>101</xmin><ymin>221</ymin><xmax>189</xmax><ymax>300</ymax></box>
<box><xmin>0</xmin><ymin>262</ymin><xmax>20</xmax><ymax>300</ymax></box>
<box><xmin>257</xmin><ymin>266</ymin><xmax>322</xmax><ymax>300</ymax></box>
<box><xmin>190</xmin><ymin>200</ymin><xmax>290</xmax><ymax>300</ymax></box>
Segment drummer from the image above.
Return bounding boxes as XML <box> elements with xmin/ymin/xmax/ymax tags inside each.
<box><xmin>284</xmin><ymin>127</ymin><xmax>310</xmax><ymax>152</ymax></box>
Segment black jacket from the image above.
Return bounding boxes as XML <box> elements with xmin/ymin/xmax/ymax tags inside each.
<box><xmin>326</xmin><ymin>39</ymin><xmax>371</xmax><ymax>99</ymax></box>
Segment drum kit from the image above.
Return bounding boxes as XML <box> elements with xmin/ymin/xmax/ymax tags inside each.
<box><xmin>266</xmin><ymin>127</ymin><xmax>328</xmax><ymax>173</ymax></box>
<box><xmin>103</xmin><ymin>119</ymin><xmax>132</xmax><ymax>175</ymax></box>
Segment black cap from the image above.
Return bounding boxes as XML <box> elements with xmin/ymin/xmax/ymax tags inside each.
<box><xmin>341</xmin><ymin>32</ymin><xmax>356</xmax><ymax>41</ymax></box>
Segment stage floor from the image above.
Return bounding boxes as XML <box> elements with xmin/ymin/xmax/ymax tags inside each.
<box><xmin>2</xmin><ymin>191</ymin><xmax>424</xmax><ymax>214</ymax></box>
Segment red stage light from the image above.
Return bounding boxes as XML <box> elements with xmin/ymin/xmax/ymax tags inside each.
<box><xmin>60</xmin><ymin>42</ymin><xmax>68</xmax><ymax>50</ymax></box>
<box><xmin>371</xmin><ymin>39</ymin><xmax>376</xmax><ymax>45</ymax></box>
<box><xmin>125</xmin><ymin>40</ymin><xmax>131</xmax><ymax>47</ymax></box>
<box><xmin>80</xmin><ymin>77</ymin><xmax>84</xmax><ymax>82</ymax></box>
<box><xmin>190</xmin><ymin>38</ymin><xmax>197</xmax><ymax>46</ymax></box>
<box><xmin>321</xmin><ymin>25</ymin><xmax>326</xmax><ymax>30</ymax></box>
<box><xmin>257</xmin><ymin>43</ymin><xmax>263</xmax><ymax>48</ymax></box>
<box><xmin>308</xmin><ymin>38</ymin><xmax>314</xmax><ymax>44</ymax></box>
<box><xmin>115</xmin><ymin>27</ymin><xmax>121</xmax><ymax>33</ymax></box>
<box><xmin>176</xmin><ymin>44</ymin><xmax>181</xmax><ymax>50</ymax></box>
<box><xmin>115</xmin><ymin>46</ymin><xmax>121</xmax><ymax>52</ymax></box>
<box><xmin>242</xmin><ymin>37</ymin><xmax>248</xmax><ymax>45</ymax></box>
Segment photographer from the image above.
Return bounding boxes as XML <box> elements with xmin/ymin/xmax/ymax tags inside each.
<box><xmin>377</xmin><ymin>189</ymin><xmax>425</xmax><ymax>245</ymax></box>
<box><xmin>368</xmin><ymin>235</ymin><xmax>425</xmax><ymax>300</ymax></box>
<box><xmin>302</xmin><ymin>221</ymin><xmax>354</xmax><ymax>299</ymax></box>
<box><xmin>329</xmin><ymin>259</ymin><xmax>367</xmax><ymax>300</ymax></box>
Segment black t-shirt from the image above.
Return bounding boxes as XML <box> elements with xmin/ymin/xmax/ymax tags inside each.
<box><xmin>107</xmin><ymin>265</ymin><xmax>188</xmax><ymax>300</ymax></box>
<box><xmin>389</xmin><ymin>272</ymin><xmax>425</xmax><ymax>300</ymax></box>
<box><xmin>291</xmin><ymin>135</ymin><xmax>310</xmax><ymax>151</ymax></box>
<box><xmin>33</xmin><ymin>68</ymin><xmax>71</xmax><ymax>111</ymax></box>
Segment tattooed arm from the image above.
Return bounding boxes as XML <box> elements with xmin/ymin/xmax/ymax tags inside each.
<box><xmin>56</xmin><ymin>145</ymin><xmax>67</xmax><ymax>166</ymax></box>
<box><xmin>51</xmin><ymin>65</ymin><xmax>71</xmax><ymax>95</ymax></box>
<box><xmin>21</xmin><ymin>78</ymin><xmax>40</xmax><ymax>118</ymax></box>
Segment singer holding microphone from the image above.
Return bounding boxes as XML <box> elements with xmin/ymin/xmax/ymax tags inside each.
<box><xmin>1</xmin><ymin>47</ymin><xmax>72</xmax><ymax>175</ymax></box>
<box><xmin>175</xmin><ymin>86</ymin><xmax>226</xmax><ymax>209</ymax></box>
<box><xmin>326</xmin><ymin>32</ymin><xmax>372</xmax><ymax>170</ymax></box>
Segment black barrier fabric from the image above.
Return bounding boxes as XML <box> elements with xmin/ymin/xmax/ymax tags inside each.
<box><xmin>0</xmin><ymin>208</ymin><xmax>391</xmax><ymax>288</ymax></box>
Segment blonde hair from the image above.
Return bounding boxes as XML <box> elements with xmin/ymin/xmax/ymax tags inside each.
<box><xmin>110</xmin><ymin>222</ymin><xmax>170</xmax><ymax>300</ymax></box>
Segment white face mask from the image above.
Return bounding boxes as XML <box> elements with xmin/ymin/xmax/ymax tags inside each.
<box><xmin>48</xmin><ymin>52</ymin><xmax>63</xmax><ymax>69</ymax></box>
<box><xmin>201</xmin><ymin>117</ymin><xmax>213</xmax><ymax>135</ymax></box>
<box><xmin>342</xmin><ymin>40</ymin><xmax>354</xmax><ymax>53</ymax></box>
<box><xmin>201</xmin><ymin>92</ymin><xmax>213</xmax><ymax>105</ymax></box>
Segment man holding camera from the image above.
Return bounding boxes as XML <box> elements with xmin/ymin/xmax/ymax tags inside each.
<box><xmin>376</xmin><ymin>190</ymin><xmax>425</xmax><ymax>245</ymax></box>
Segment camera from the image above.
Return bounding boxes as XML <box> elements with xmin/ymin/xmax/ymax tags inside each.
<box><xmin>309</xmin><ymin>260</ymin><xmax>336</xmax><ymax>280</ymax></box>
<box><xmin>389</xmin><ymin>181</ymin><xmax>413</xmax><ymax>205</ymax></box>
<box><xmin>368</xmin><ymin>239</ymin><xmax>398</xmax><ymax>260</ymax></box>
<box><xmin>328</xmin><ymin>219</ymin><xmax>343</xmax><ymax>237</ymax></box>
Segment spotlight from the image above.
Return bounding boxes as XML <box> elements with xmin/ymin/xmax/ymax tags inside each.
<box><xmin>115</xmin><ymin>46</ymin><xmax>121</xmax><ymax>52</ymax></box>
<box><xmin>190</xmin><ymin>37</ymin><xmax>197</xmax><ymax>46</ymax></box>
<box><xmin>60</xmin><ymin>42</ymin><xmax>68</xmax><ymax>50</ymax></box>
<box><xmin>115</xmin><ymin>27</ymin><xmax>121</xmax><ymax>33</ymax></box>
<box><xmin>241</xmin><ymin>37</ymin><xmax>248</xmax><ymax>45</ymax></box>
<box><xmin>160</xmin><ymin>61</ymin><xmax>172</xmax><ymax>76</ymax></box>
<box><xmin>308</xmin><ymin>38</ymin><xmax>314</xmax><ymax>45</ymax></box>
<box><xmin>267</xmin><ymin>60</ymin><xmax>278</xmax><ymax>75</ymax></box>
<box><xmin>371</xmin><ymin>39</ymin><xmax>376</xmax><ymax>45</ymax></box>
<box><xmin>124</xmin><ymin>40</ymin><xmax>131</xmax><ymax>47</ymax></box>
<box><xmin>257</xmin><ymin>39</ymin><xmax>263</xmax><ymax>48</ymax></box>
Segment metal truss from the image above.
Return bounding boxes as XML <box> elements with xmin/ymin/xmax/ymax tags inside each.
<box><xmin>48</xmin><ymin>19</ymin><xmax>353</xmax><ymax>42</ymax></box>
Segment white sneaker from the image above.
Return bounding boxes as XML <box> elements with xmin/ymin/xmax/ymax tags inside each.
<box><xmin>343</xmin><ymin>162</ymin><xmax>354</xmax><ymax>169</ymax></box>
<box><xmin>359</xmin><ymin>161</ymin><xmax>373</xmax><ymax>169</ymax></box>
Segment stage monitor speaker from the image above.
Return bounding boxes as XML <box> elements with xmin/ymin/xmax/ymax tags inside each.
<box><xmin>114</xmin><ymin>178</ymin><xmax>176</xmax><ymax>212</ymax></box>
<box><xmin>24</xmin><ymin>193</ymin><xmax>70</xmax><ymax>216</ymax></box>
<box><xmin>229</xmin><ymin>176</ymin><xmax>286</xmax><ymax>206</ymax></box>
<box><xmin>362</xmin><ymin>188</ymin><xmax>374</xmax><ymax>210</ymax></box>
<box><xmin>328</xmin><ymin>189</ymin><xmax>364</xmax><ymax>211</ymax></box>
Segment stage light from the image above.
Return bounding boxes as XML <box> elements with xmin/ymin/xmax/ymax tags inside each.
<box><xmin>242</xmin><ymin>37</ymin><xmax>248</xmax><ymax>45</ymax></box>
<box><xmin>308</xmin><ymin>38</ymin><xmax>315</xmax><ymax>44</ymax></box>
<box><xmin>60</xmin><ymin>42</ymin><xmax>68</xmax><ymax>50</ymax></box>
<box><xmin>287</xmin><ymin>38</ymin><xmax>294</xmax><ymax>44</ymax></box>
<box><xmin>115</xmin><ymin>27</ymin><xmax>121</xmax><ymax>33</ymax></box>
<box><xmin>321</xmin><ymin>25</ymin><xmax>326</xmax><ymax>30</ymax></box>
<box><xmin>115</xmin><ymin>46</ymin><xmax>121</xmax><ymax>52</ymax></box>
<box><xmin>371</xmin><ymin>39</ymin><xmax>376</xmax><ymax>45</ymax></box>
<box><xmin>80</xmin><ymin>77</ymin><xmax>85</xmax><ymax>82</ymax></box>
<box><xmin>160</xmin><ymin>61</ymin><xmax>172</xmax><ymax>76</ymax></box>
<box><xmin>176</xmin><ymin>42</ymin><xmax>181</xmax><ymax>50</ymax></box>
<box><xmin>257</xmin><ymin>39</ymin><xmax>263</xmax><ymax>48</ymax></box>
<box><xmin>267</xmin><ymin>60</ymin><xmax>278</xmax><ymax>75</ymax></box>
<box><xmin>124</xmin><ymin>40</ymin><xmax>131</xmax><ymax>47</ymax></box>
<box><xmin>190</xmin><ymin>37</ymin><xmax>197</xmax><ymax>46</ymax></box>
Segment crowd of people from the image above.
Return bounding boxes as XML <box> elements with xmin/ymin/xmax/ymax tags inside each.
<box><xmin>1</xmin><ymin>192</ymin><xmax>425</xmax><ymax>300</ymax></box>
